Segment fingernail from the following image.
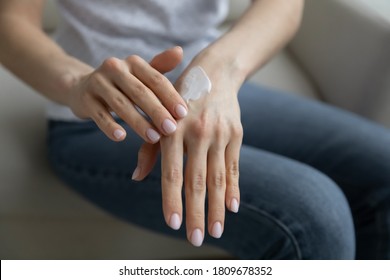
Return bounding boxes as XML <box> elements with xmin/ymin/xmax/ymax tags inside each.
<box><xmin>162</xmin><ymin>119</ymin><xmax>177</xmax><ymax>134</ymax></box>
<box><xmin>146</xmin><ymin>128</ymin><xmax>161</xmax><ymax>143</ymax></box>
<box><xmin>190</xmin><ymin>228</ymin><xmax>203</xmax><ymax>247</ymax></box>
<box><xmin>211</xmin><ymin>222</ymin><xmax>223</xmax><ymax>239</ymax></box>
<box><xmin>169</xmin><ymin>213</ymin><xmax>181</xmax><ymax>230</ymax></box>
<box><xmin>131</xmin><ymin>166</ymin><xmax>141</xmax><ymax>180</ymax></box>
<box><xmin>114</xmin><ymin>129</ymin><xmax>125</xmax><ymax>140</ymax></box>
<box><xmin>175</xmin><ymin>104</ymin><xmax>188</xmax><ymax>118</ymax></box>
<box><xmin>172</xmin><ymin>46</ymin><xmax>182</xmax><ymax>52</ymax></box>
<box><xmin>230</xmin><ymin>198</ymin><xmax>239</xmax><ymax>213</ymax></box>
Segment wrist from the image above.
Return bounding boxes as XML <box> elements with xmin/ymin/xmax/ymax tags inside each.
<box><xmin>192</xmin><ymin>44</ymin><xmax>247</xmax><ymax>91</ymax></box>
<box><xmin>57</xmin><ymin>58</ymin><xmax>93</xmax><ymax>106</ymax></box>
<box><xmin>199</xmin><ymin>24</ymin><xmax>267</xmax><ymax>80</ymax></box>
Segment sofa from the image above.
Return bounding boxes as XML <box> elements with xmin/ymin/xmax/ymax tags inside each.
<box><xmin>1</xmin><ymin>0</ymin><xmax>389</xmax><ymax>259</ymax></box>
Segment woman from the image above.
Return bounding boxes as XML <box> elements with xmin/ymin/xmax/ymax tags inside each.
<box><xmin>1</xmin><ymin>0</ymin><xmax>389</xmax><ymax>259</ymax></box>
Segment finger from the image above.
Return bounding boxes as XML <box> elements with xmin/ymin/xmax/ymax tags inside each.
<box><xmin>87</xmin><ymin>97</ymin><xmax>127</xmax><ymax>142</ymax></box>
<box><xmin>126</xmin><ymin>55</ymin><xmax>188</xmax><ymax>120</ymax></box>
<box><xmin>207</xmin><ymin>145</ymin><xmax>226</xmax><ymax>239</ymax></box>
<box><xmin>225</xmin><ymin>134</ymin><xmax>242</xmax><ymax>213</ymax></box>
<box><xmin>185</xmin><ymin>145</ymin><xmax>208</xmax><ymax>247</ymax></box>
<box><xmin>150</xmin><ymin>46</ymin><xmax>183</xmax><ymax>74</ymax></box>
<box><xmin>100</xmin><ymin>57</ymin><xmax>179</xmax><ymax>136</ymax></box>
<box><xmin>160</xmin><ymin>134</ymin><xmax>184</xmax><ymax>231</ymax></box>
<box><xmin>112</xmin><ymin>67</ymin><xmax>180</xmax><ymax>136</ymax></box>
<box><xmin>132</xmin><ymin>142</ymin><xmax>160</xmax><ymax>181</ymax></box>
<box><xmin>94</xmin><ymin>82</ymin><xmax>162</xmax><ymax>144</ymax></box>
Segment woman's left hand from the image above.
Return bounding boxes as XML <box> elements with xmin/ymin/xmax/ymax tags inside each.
<box><xmin>132</xmin><ymin>53</ymin><xmax>244</xmax><ymax>246</ymax></box>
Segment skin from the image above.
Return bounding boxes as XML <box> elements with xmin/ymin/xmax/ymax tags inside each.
<box><xmin>0</xmin><ymin>0</ymin><xmax>304</xmax><ymax>246</ymax></box>
<box><xmin>0</xmin><ymin>1</ymin><xmax>188</xmax><ymax>143</ymax></box>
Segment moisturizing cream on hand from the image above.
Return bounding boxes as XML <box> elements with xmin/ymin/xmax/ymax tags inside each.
<box><xmin>181</xmin><ymin>66</ymin><xmax>212</xmax><ymax>103</ymax></box>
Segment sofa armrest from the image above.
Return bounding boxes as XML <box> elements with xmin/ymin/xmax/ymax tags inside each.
<box><xmin>289</xmin><ymin>0</ymin><xmax>390</xmax><ymax>126</ymax></box>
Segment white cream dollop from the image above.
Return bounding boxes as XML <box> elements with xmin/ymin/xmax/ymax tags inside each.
<box><xmin>181</xmin><ymin>66</ymin><xmax>212</xmax><ymax>103</ymax></box>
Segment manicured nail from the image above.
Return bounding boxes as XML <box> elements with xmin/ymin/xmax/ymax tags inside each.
<box><xmin>175</xmin><ymin>104</ymin><xmax>188</xmax><ymax>118</ymax></box>
<box><xmin>169</xmin><ymin>213</ymin><xmax>181</xmax><ymax>230</ymax></box>
<box><xmin>131</xmin><ymin>166</ymin><xmax>141</xmax><ymax>180</ymax></box>
<box><xmin>171</xmin><ymin>46</ymin><xmax>182</xmax><ymax>52</ymax></box>
<box><xmin>190</xmin><ymin>229</ymin><xmax>203</xmax><ymax>247</ymax></box>
<box><xmin>114</xmin><ymin>129</ymin><xmax>125</xmax><ymax>140</ymax></box>
<box><xmin>211</xmin><ymin>222</ymin><xmax>223</xmax><ymax>239</ymax></box>
<box><xmin>162</xmin><ymin>119</ymin><xmax>177</xmax><ymax>134</ymax></box>
<box><xmin>230</xmin><ymin>198</ymin><xmax>239</xmax><ymax>213</ymax></box>
<box><xmin>146</xmin><ymin>128</ymin><xmax>161</xmax><ymax>143</ymax></box>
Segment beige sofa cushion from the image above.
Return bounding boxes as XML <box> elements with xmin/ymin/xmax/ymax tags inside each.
<box><xmin>290</xmin><ymin>0</ymin><xmax>390</xmax><ymax>126</ymax></box>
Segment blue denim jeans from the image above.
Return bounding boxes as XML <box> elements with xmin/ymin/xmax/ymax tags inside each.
<box><xmin>47</xmin><ymin>83</ymin><xmax>390</xmax><ymax>259</ymax></box>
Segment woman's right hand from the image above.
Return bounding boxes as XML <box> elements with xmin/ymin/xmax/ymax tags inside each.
<box><xmin>67</xmin><ymin>46</ymin><xmax>188</xmax><ymax>143</ymax></box>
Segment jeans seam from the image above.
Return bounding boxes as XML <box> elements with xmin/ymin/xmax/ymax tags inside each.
<box><xmin>241</xmin><ymin>202</ymin><xmax>303</xmax><ymax>260</ymax></box>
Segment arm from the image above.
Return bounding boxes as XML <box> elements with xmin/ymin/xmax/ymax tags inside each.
<box><xmin>0</xmin><ymin>0</ymin><xmax>187</xmax><ymax>142</ymax></box>
<box><xmin>0</xmin><ymin>0</ymin><xmax>91</xmax><ymax>105</ymax></box>
<box><xmin>197</xmin><ymin>0</ymin><xmax>304</xmax><ymax>85</ymax></box>
<box><xmin>135</xmin><ymin>0</ymin><xmax>305</xmax><ymax>246</ymax></box>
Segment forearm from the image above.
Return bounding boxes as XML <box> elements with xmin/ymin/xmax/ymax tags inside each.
<box><xmin>195</xmin><ymin>0</ymin><xmax>304</xmax><ymax>85</ymax></box>
<box><xmin>0</xmin><ymin>14</ymin><xmax>92</xmax><ymax>105</ymax></box>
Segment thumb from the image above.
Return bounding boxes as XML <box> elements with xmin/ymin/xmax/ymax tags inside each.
<box><xmin>150</xmin><ymin>46</ymin><xmax>183</xmax><ymax>74</ymax></box>
<box><xmin>131</xmin><ymin>142</ymin><xmax>160</xmax><ymax>181</ymax></box>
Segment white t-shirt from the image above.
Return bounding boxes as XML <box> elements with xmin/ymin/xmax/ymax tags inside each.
<box><xmin>46</xmin><ymin>0</ymin><xmax>229</xmax><ymax>121</ymax></box>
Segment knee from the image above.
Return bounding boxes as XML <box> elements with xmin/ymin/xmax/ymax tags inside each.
<box><xmin>254</xmin><ymin>164</ymin><xmax>355</xmax><ymax>259</ymax></box>
<box><xmin>287</xmin><ymin>169</ymin><xmax>356</xmax><ymax>259</ymax></box>
<box><xmin>236</xmin><ymin>148</ymin><xmax>356</xmax><ymax>259</ymax></box>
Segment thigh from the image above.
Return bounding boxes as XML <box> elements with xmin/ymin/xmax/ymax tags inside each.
<box><xmin>238</xmin><ymin>83</ymin><xmax>390</xmax><ymax>258</ymax></box>
<box><xmin>48</xmin><ymin>121</ymin><xmax>354</xmax><ymax>259</ymax></box>
<box><xmin>47</xmin><ymin>120</ymin><xmax>170</xmax><ymax>234</ymax></box>
<box><xmin>216</xmin><ymin>145</ymin><xmax>354</xmax><ymax>259</ymax></box>
<box><xmin>238</xmin><ymin>83</ymin><xmax>390</xmax><ymax>202</ymax></box>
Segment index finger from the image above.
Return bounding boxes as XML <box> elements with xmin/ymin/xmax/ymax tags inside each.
<box><xmin>127</xmin><ymin>55</ymin><xmax>188</xmax><ymax>119</ymax></box>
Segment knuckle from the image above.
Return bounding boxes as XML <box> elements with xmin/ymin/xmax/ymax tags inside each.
<box><xmin>89</xmin><ymin>72</ymin><xmax>100</xmax><ymax>83</ymax></box>
<box><xmin>126</xmin><ymin>54</ymin><xmax>143</xmax><ymax>65</ymax></box>
<box><xmin>102</xmin><ymin>57</ymin><xmax>122</xmax><ymax>71</ymax></box>
<box><xmin>231</xmin><ymin>123</ymin><xmax>243</xmax><ymax>138</ymax></box>
<box><xmin>93</xmin><ymin>110</ymin><xmax>112</xmax><ymax>129</ymax></box>
<box><xmin>95</xmin><ymin>110</ymin><xmax>107</xmax><ymax>123</ymax></box>
<box><xmin>191</xmin><ymin>119</ymin><xmax>211</xmax><ymax>139</ymax></box>
<box><xmin>89</xmin><ymin>73</ymin><xmax>106</xmax><ymax>92</ymax></box>
<box><xmin>163</xmin><ymin>167</ymin><xmax>182</xmax><ymax>185</ymax></box>
<box><xmin>227</xmin><ymin>161</ymin><xmax>240</xmax><ymax>178</ymax></box>
<box><xmin>210</xmin><ymin>171</ymin><xmax>226</xmax><ymax>190</ymax></box>
<box><xmin>110</xmin><ymin>95</ymin><xmax>128</xmax><ymax>112</ymax></box>
<box><xmin>133</xmin><ymin>83</ymin><xmax>149</xmax><ymax>99</ymax></box>
<box><xmin>150</xmin><ymin>72</ymin><xmax>166</xmax><ymax>87</ymax></box>
<box><xmin>189</xmin><ymin>172</ymin><xmax>206</xmax><ymax>193</ymax></box>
